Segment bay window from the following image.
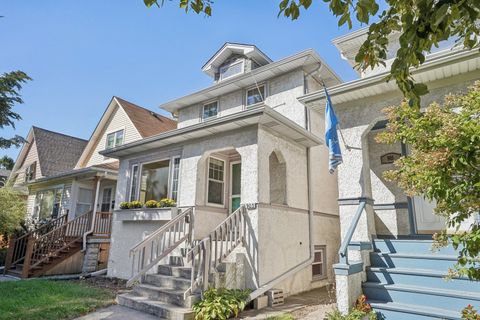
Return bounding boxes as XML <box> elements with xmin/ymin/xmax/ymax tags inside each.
<box><xmin>207</xmin><ymin>157</ymin><xmax>225</xmax><ymax>206</ymax></box>
<box><xmin>129</xmin><ymin>157</ymin><xmax>181</xmax><ymax>204</ymax></box>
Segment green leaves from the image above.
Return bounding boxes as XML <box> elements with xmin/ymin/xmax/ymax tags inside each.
<box><xmin>193</xmin><ymin>288</ymin><xmax>251</xmax><ymax>320</ymax></box>
<box><xmin>377</xmin><ymin>82</ymin><xmax>480</xmax><ymax>280</ymax></box>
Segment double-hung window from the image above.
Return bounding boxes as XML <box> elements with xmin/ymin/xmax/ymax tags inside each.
<box><xmin>25</xmin><ymin>162</ymin><xmax>36</xmax><ymax>182</ymax></box>
<box><xmin>312</xmin><ymin>245</ymin><xmax>326</xmax><ymax>280</ymax></box>
<box><xmin>203</xmin><ymin>101</ymin><xmax>218</xmax><ymax>121</ymax></box>
<box><xmin>207</xmin><ymin>157</ymin><xmax>225</xmax><ymax>206</ymax></box>
<box><xmin>106</xmin><ymin>129</ymin><xmax>124</xmax><ymax>149</ymax></box>
<box><xmin>246</xmin><ymin>85</ymin><xmax>265</xmax><ymax>106</ymax></box>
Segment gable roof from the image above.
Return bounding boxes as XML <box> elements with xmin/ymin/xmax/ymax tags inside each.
<box><xmin>75</xmin><ymin>96</ymin><xmax>177</xmax><ymax>168</ymax></box>
<box><xmin>11</xmin><ymin>126</ymin><xmax>88</xmax><ymax>179</ymax></box>
<box><xmin>115</xmin><ymin>97</ymin><xmax>177</xmax><ymax>137</ymax></box>
<box><xmin>33</xmin><ymin>127</ymin><xmax>88</xmax><ymax>176</ymax></box>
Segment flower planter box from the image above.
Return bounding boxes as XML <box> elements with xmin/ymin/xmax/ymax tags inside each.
<box><xmin>113</xmin><ymin>207</ymin><xmax>178</xmax><ymax>222</ymax></box>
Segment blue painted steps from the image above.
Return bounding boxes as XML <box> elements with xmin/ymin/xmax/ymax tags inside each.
<box><xmin>364</xmin><ymin>238</ymin><xmax>480</xmax><ymax>320</ymax></box>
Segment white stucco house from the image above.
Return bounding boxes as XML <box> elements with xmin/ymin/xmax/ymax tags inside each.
<box><xmin>102</xmin><ymin>43</ymin><xmax>343</xmax><ymax>318</ymax></box>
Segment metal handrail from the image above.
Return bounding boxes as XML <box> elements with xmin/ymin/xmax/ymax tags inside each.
<box><xmin>338</xmin><ymin>200</ymin><xmax>367</xmax><ymax>265</ymax></box>
<box><xmin>127</xmin><ymin>207</ymin><xmax>194</xmax><ymax>287</ymax></box>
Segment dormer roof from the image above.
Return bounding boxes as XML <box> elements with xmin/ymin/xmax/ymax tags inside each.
<box><xmin>202</xmin><ymin>42</ymin><xmax>272</xmax><ymax>77</ymax></box>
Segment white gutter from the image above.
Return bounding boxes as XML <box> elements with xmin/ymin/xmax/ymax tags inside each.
<box><xmin>82</xmin><ymin>176</ymin><xmax>103</xmax><ymax>251</ymax></box>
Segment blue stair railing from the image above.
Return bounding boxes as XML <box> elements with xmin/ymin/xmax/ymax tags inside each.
<box><xmin>338</xmin><ymin>200</ymin><xmax>367</xmax><ymax>265</ymax></box>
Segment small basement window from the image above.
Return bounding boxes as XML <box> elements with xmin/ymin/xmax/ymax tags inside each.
<box><xmin>246</xmin><ymin>85</ymin><xmax>265</xmax><ymax>106</ymax></box>
<box><xmin>203</xmin><ymin>101</ymin><xmax>219</xmax><ymax>121</ymax></box>
<box><xmin>312</xmin><ymin>245</ymin><xmax>326</xmax><ymax>280</ymax></box>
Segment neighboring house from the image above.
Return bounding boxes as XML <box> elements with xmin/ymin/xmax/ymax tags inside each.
<box><xmin>300</xmin><ymin>28</ymin><xmax>480</xmax><ymax>319</ymax></box>
<box><xmin>4</xmin><ymin>97</ymin><xmax>176</xmax><ymax>278</ymax></box>
<box><xmin>0</xmin><ymin>169</ymin><xmax>11</xmax><ymax>187</ymax></box>
<box><xmin>102</xmin><ymin>43</ymin><xmax>343</xmax><ymax>318</ymax></box>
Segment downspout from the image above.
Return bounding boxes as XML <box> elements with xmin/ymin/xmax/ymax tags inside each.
<box><xmin>82</xmin><ymin>175</ymin><xmax>103</xmax><ymax>251</ymax></box>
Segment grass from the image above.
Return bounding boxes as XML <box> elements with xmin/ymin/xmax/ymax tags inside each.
<box><xmin>0</xmin><ymin>279</ymin><xmax>116</xmax><ymax>320</ymax></box>
<box><xmin>266</xmin><ymin>314</ymin><xmax>295</xmax><ymax>320</ymax></box>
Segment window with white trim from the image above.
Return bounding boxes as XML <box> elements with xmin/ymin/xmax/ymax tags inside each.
<box><xmin>139</xmin><ymin>160</ymin><xmax>170</xmax><ymax>203</ymax></box>
<box><xmin>312</xmin><ymin>245</ymin><xmax>326</xmax><ymax>279</ymax></box>
<box><xmin>246</xmin><ymin>85</ymin><xmax>265</xmax><ymax>106</ymax></box>
<box><xmin>219</xmin><ymin>60</ymin><xmax>244</xmax><ymax>81</ymax></box>
<box><xmin>34</xmin><ymin>187</ymin><xmax>63</xmax><ymax>220</ymax></box>
<box><xmin>129</xmin><ymin>165</ymin><xmax>139</xmax><ymax>202</ymax></box>
<box><xmin>106</xmin><ymin>129</ymin><xmax>124</xmax><ymax>149</ymax></box>
<box><xmin>171</xmin><ymin>157</ymin><xmax>181</xmax><ymax>201</ymax></box>
<box><xmin>207</xmin><ymin>157</ymin><xmax>225</xmax><ymax>205</ymax></box>
<box><xmin>203</xmin><ymin>101</ymin><xmax>218</xmax><ymax>121</ymax></box>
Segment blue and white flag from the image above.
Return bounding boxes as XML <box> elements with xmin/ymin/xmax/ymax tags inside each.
<box><xmin>324</xmin><ymin>87</ymin><xmax>343</xmax><ymax>174</ymax></box>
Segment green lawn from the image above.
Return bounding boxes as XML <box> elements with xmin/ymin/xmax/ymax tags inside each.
<box><xmin>266</xmin><ymin>314</ymin><xmax>295</xmax><ymax>320</ymax></box>
<box><xmin>0</xmin><ymin>279</ymin><xmax>116</xmax><ymax>320</ymax></box>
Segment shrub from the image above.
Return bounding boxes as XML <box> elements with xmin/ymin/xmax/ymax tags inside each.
<box><xmin>462</xmin><ymin>305</ymin><xmax>480</xmax><ymax>320</ymax></box>
<box><xmin>128</xmin><ymin>201</ymin><xmax>143</xmax><ymax>209</ymax></box>
<box><xmin>119</xmin><ymin>202</ymin><xmax>130</xmax><ymax>209</ymax></box>
<box><xmin>145</xmin><ymin>200</ymin><xmax>159</xmax><ymax>208</ymax></box>
<box><xmin>326</xmin><ymin>295</ymin><xmax>377</xmax><ymax>320</ymax></box>
<box><xmin>192</xmin><ymin>288</ymin><xmax>250</xmax><ymax>320</ymax></box>
<box><xmin>158</xmin><ymin>198</ymin><xmax>176</xmax><ymax>208</ymax></box>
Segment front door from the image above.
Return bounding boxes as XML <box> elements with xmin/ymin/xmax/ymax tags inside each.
<box><xmin>413</xmin><ymin>196</ymin><xmax>446</xmax><ymax>234</ymax></box>
<box><xmin>101</xmin><ymin>187</ymin><xmax>113</xmax><ymax>212</ymax></box>
<box><xmin>230</xmin><ymin>162</ymin><xmax>241</xmax><ymax>213</ymax></box>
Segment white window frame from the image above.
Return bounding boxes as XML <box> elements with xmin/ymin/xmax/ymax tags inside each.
<box><xmin>34</xmin><ymin>185</ymin><xmax>65</xmax><ymax>220</ymax></box>
<box><xmin>105</xmin><ymin>129</ymin><xmax>125</xmax><ymax>149</ymax></box>
<box><xmin>312</xmin><ymin>245</ymin><xmax>327</xmax><ymax>280</ymax></box>
<box><xmin>219</xmin><ymin>60</ymin><xmax>245</xmax><ymax>81</ymax></box>
<box><xmin>229</xmin><ymin>160</ymin><xmax>241</xmax><ymax>214</ymax></box>
<box><xmin>169</xmin><ymin>156</ymin><xmax>181</xmax><ymax>201</ymax></box>
<box><xmin>206</xmin><ymin>156</ymin><xmax>226</xmax><ymax>208</ymax></box>
<box><xmin>245</xmin><ymin>83</ymin><xmax>266</xmax><ymax>107</ymax></box>
<box><xmin>202</xmin><ymin>100</ymin><xmax>219</xmax><ymax>121</ymax></box>
<box><xmin>100</xmin><ymin>186</ymin><xmax>113</xmax><ymax>212</ymax></box>
<box><xmin>129</xmin><ymin>164</ymin><xmax>139</xmax><ymax>202</ymax></box>
<box><xmin>25</xmin><ymin>161</ymin><xmax>36</xmax><ymax>182</ymax></box>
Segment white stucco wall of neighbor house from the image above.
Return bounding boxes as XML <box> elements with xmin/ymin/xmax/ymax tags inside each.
<box><xmin>336</xmin><ymin>74</ymin><xmax>479</xmax><ymax>238</ymax></box>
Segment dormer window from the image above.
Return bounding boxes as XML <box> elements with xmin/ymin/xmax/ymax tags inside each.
<box><xmin>203</xmin><ymin>101</ymin><xmax>219</xmax><ymax>121</ymax></box>
<box><xmin>219</xmin><ymin>60</ymin><xmax>244</xmax><ymax>81</ymax></box>
<box><xmin>246</xmin><ymin>85</ymin><xmax>265</xmax><ymax>106</ymax></box>
<box><xmin>106</xmin><ymin>129</ymin><xmax>124</xmax><ymax>149</ymax></box>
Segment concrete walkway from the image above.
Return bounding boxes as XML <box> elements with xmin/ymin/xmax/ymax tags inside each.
<box><xmin>77</xmin><ymin>286</ymin><xmax>336</xmax><ymax>320</ymax></box>
<box><xmin>240</xmin><ymin>286</ymin><xmax>336</xmax><ymax>319</ymax></box>
<box><xmin>0</xmin><ymin>275</ymin><xmax>19</xmax><ymax>282</ymax></box>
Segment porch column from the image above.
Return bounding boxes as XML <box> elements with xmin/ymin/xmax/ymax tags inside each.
<box><xmin>334</xmin><ymin>124</ymin><xmax>376</xmax><ymax>314</ymax></box>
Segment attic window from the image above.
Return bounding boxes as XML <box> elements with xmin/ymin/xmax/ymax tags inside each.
<box><xmin>106</xmin><ymin>129</ymin><xmax>124</xmax><ymax>149</ymax></box>
<box><xmin>219</xmin><ymin>60</ymin><xmax>244</xmax><ymax>81</ymax></box>
<box><xmin>25</xmin><ymin>162</ymin><xmax>36</xmax><ymax>182</ymax></box>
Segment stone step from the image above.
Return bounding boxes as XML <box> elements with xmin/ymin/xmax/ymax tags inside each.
<box><xmin>363</xmin><ymin>282</ymin><xmax>480</xmax><ymax>312</ymax></box>
<box><xmin>373</xmin><ymin>238</ymin><xmax>459</xmax><ymax>256</ymax></box>
<box><xmin>144</xmin><ymin>274</ymin><xmax>191</xmax><ymax>291</ymax></box>
<box><xmin>133</xmin><ymin>284</ymin><xmax>199</xmax><ymax>308</ymax></box>
<box><xmin>117</xmin><ymin>293</ymin><xmax>194</xmax><ymax>320</ymax></box>
<box><xmin>369</xmin><ymin>300</ymin><xmax>461</xmax><ymax>320</ymax></box>
<box><xmin>158</xmin><ymin>265</ymin><xmax>192</xmax><ymax>280</ymax></box>
<box><xmin>366</xmin><ymin>267</ymin><xmax>479</xmax><ymax>292</ymax></box>
<box><xmin>370</xmin><ymin>252</ymin><xmax>457</xmax><ymax>271</ymax></box>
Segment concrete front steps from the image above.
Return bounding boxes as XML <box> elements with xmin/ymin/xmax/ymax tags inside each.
<box><xmin>117</xmin><ymin>261</ymin><xmax>199</xmax><ymax>320</ymax></box>
<box><xmin>364</xmin><ymin>238</ymin><xmax>480</xmax><ymax>320</ymax></box>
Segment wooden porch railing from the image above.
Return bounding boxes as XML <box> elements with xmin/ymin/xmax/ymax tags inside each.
<box><xmin>185</xmin><ymin>205</ymin><xmax>247</xmax><ymax>297</ymax></box>
<box><xmin>127</xmin><ymin>207</ymin><xmax>194</xmax><ymax>287</ymax></box>
<box><xmin>93</xmin><ymin>212</ymin><xmax>113</xmax><ymax>237</ymax></box>
<box><xmin>25</xmin><ymin>211</ymin><xmax>93</xmax><ymax>277</ymax></box>
<box><xmin>4</xmin><ymin>213</ymin><xmax>68</xmax><ymax>272</ymax></box>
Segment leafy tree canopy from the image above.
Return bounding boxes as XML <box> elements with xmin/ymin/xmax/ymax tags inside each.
<box><xmin>143</xmin><ymin>0</ymin><xmax>480</xmax><ymax>106</ymax></box>
<box><xmin>377</xmin><ymin>81</ymin><xmax>480</xmax><ymax>280</ymax></box>
<box><xmin>0</xmin><ymin>155</ymin><xmax>14</xmax><ymax>170</ymax></box>
<box><xmin>0</xmin><ymin>71</ymin><xmax>31</xmax><ymax>149</ymax></box>
<box><xmin>0</xmin><ymin>187</ymin><xmax>26</xmax><ymax>239</ymax></box>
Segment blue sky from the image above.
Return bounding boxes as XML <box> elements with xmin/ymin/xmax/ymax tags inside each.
<box><xmin>1</xmin><ymin>1</ymin><xmax>363</xmax><ymax>160</ymax></box>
